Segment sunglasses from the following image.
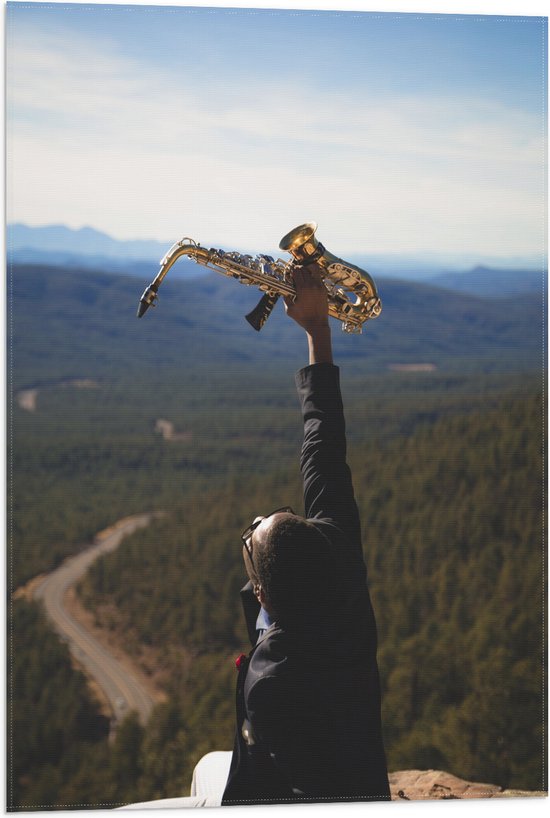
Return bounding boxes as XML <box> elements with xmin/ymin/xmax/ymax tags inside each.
<box><xmin>241</xmin><ymin>506</ymin><xmax>295</xmax><ymax>570</ymax></box>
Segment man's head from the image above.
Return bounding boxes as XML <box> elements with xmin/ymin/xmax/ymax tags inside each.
<box><xmin>242</xmin><ymin>511</ymin><xmax>333</xmax><ymax>623</ymax></box>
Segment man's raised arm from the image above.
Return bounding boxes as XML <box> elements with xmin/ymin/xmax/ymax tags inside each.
<box><xmin>284</xmin><ymin>268</ymin><xmax>362</xmax><ymax>550</ymax></box>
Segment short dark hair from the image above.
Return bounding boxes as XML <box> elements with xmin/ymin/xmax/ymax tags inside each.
<box><xmin>254</xmin><ymin>513</ymin><xmax>333</xmax><ymax>623</ymax></box>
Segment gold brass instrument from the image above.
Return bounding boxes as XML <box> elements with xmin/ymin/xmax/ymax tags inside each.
<box><xmin>137</xmin><ymin>222</ymin><xmax>382</xmax><ymax>333</ymax></box>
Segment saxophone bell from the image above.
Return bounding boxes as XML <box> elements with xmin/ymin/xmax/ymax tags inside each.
<box><xmin>279</xmin><ymin>221</ymin><xmax>324</xmax><ymax>264</ymax></box>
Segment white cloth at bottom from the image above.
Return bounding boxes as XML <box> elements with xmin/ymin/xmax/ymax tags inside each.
<box><xmin>117</xmin><ymin>751</ymin><xmax>233</xmax><ymax>809</ymax></box>
<box><xmin>191</xmin><ymin>751</ymin><xmax>233</xmax><ymax>799</ymax></box>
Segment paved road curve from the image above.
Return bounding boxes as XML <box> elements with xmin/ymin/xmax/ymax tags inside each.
<box><xmin>33</xmin><ymin>514</ymin><xmax>155</xmax><ymax>726</ymax></box>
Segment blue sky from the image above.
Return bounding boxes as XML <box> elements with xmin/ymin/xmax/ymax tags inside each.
<box><xmin>6</xmin><ymin>0</ymin><xmax>548</xmax><ymax>261</ymax></box>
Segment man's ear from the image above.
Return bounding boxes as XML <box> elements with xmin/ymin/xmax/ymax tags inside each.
<box><xmin>254</xmin><ymin>584</ymin><xmax>266</xmax><ymax>606</ymax></box>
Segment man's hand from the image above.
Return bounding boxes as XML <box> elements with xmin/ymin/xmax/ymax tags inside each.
<box><xmin>284</xmin><ymin>264</ymin><xmax>329</xmax><ymax>333</ymax></box>
<box><xmin>284</xmin><ymin>265</ymin><xmax>333</xmax><ymax>365</ymax></box>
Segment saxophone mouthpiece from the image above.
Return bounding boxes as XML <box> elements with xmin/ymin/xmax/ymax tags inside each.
<box><xmin>137</xmin><ymin>284</ymin><xmax>158</xmax><ymax>318</ymax></box>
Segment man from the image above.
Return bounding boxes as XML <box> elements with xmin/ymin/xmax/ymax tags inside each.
<box><xmin>222</xmin><ymin>265</ymin><xmax>391</xmax><ymax>806</ymax></box>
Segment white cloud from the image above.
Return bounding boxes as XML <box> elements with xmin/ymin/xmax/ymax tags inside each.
<box><xmin>6</xmin><ymin>27</ymin><xmax>545</xmax><ymax>258</ymax></box>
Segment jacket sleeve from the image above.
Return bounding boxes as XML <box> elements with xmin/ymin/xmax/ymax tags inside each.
<box><xmin>295</xmin><ymin>363</ymin><xmax>361</xmax><ymax>549</ymax></box>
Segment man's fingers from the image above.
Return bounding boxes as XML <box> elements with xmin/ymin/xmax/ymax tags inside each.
<box><xmin>292</xmin><ymin>265</ymin><xmax>323</xmax><ymax>290</ymax></box>
<box><xmin>308</xmin><ymin>266</ymin><xmax>324</xmax><ymax>283</ymax></box>
<box><xmin>291</xmin><ymin>265</ymin><xmax>306</xmax><ymax>289</ymax></box>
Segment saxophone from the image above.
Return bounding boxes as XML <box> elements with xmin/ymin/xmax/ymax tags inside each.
<box><xmin>136</xmin><ymin>222</ymin><xmax>382</xmax><ymax>333</ymax></box>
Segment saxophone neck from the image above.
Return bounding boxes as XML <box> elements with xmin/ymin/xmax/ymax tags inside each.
<box><xmin>137</xmin><ymin>239</ymin><xmax>209</xmax><ymax>318</ymax></box>
<box><xmin>158</xmin><ymin>238</ymin><xmax>209</xmax><ymax>278</ymax></box>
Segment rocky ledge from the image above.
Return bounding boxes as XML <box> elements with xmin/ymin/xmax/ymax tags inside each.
<box><xmin>389</xmin><ymin>769</ymin><xmax>546</xmax><ymax>800</ymax></box>
<box><xmin>118</xmin><ymin>768</ymin><xmax>547</xmax><ymax>809</ymax></box>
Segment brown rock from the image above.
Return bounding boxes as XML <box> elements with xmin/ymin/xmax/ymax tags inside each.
<box><xmin>389</xmin><ymin>770</ymin><xmax>545</xmax><ymax>801</ymax></box>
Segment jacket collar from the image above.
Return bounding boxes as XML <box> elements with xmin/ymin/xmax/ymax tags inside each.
<box><xmin>252</xmin><ymin>621</ymin><xmax>279</xmax><ymax>651</ymax></box>
<box><xmin>240</xmin><ymin>581</ymin><xmax>261</xmax><ymax>646</ymax></box>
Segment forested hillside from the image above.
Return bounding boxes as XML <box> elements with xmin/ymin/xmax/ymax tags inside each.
<box><xmin>10</xmin><ymin>264</ymin><xmax>543</xmax><ymax>389</ymax></box>
<box><xmin>8</xmin><ymin>600</ymin><xmax>111</xmax><ymax>808</ymax></box>
<box><xmin>75</xmin><ymin>389</ymin><xmax>545</xmax><ymax>798</ymax></box>
<box><xmin>10</xmin><ymin>364</ymin><xmax>535</xmax><ymax>592</ymax></box>
<box><xmin>7</xmin><ymin>264</ymin><xmax>546</xmax><ymax>809</ymax></box>
<box><xmin>10</xmin><ymin>385</ymin><xmax>543</xmax><ymax>809</ymax></box>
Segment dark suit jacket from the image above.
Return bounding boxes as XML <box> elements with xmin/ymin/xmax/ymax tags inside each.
<box><xmin>222</xmin><ymin>363</ymin><xmax>390</xmax><ymax>806</ymax></box>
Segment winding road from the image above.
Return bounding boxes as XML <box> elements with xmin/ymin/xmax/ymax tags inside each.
<box><xmin>32</xmin><ymin>514</ymin><xmax>156</xmax><ymax>726</ymax></box>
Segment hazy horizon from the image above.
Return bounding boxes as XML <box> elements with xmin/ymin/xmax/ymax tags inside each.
<box><xmin>7</xmin><ymin>220</ymin><xmax>546</xmax><ymax>273</ymax></box>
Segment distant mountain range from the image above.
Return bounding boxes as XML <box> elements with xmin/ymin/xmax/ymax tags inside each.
<box><xmin>6</xmin><ymin>223</ymin><xmax>180</xmax><ymax>280</ymax></box>
<box><xmin>8</xmin><ymin>223</ymin><xmax>167</xmax><ymax>260</ymax></box>
<box><xmin>430</xmin><ymin>265</ymin><xmax>544</xmax><ymax>297</ymax></box>
<box><xmin>6</xmin><ymin>223</ymin><xmax>546</xmax><ymax>296</ymax></box>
